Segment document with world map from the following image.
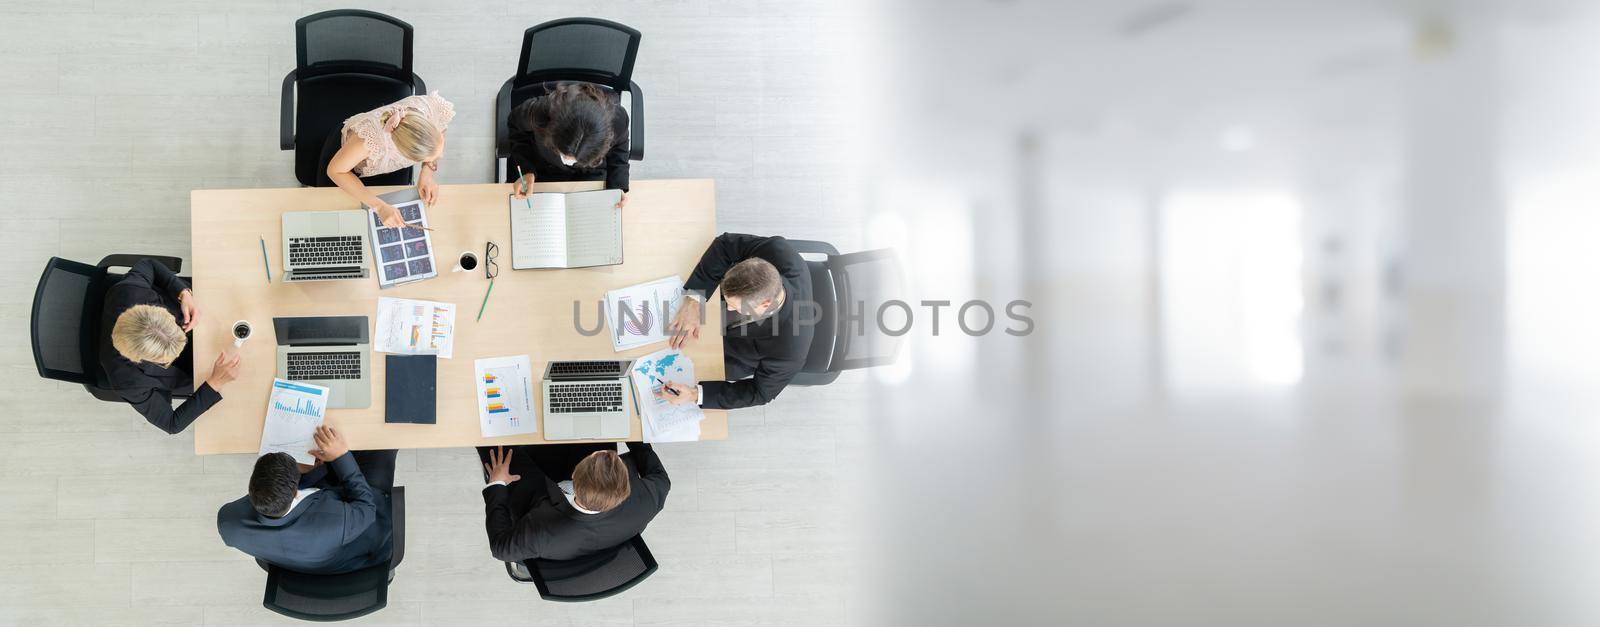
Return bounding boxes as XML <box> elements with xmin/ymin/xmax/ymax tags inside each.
<box><xmin>629</xmin><ymin>348</ymin><xmax>704</xmax><ymax>442</ymax></box>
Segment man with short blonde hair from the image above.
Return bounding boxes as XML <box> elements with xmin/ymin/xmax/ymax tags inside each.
<box><xmin>480</xmin><ymin>442</ymin><xmax>670</xmax><ymax>562</ymax></box>
<box><xmin>570</xmin><ymin>449</ymin><xmax>632</xmax><ymax>512</ymax></box>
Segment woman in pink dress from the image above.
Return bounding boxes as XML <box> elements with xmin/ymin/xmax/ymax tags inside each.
<box><xmin>325</xmin><ymin>91</ymin><xmax>456</xmax><ymax>228</ymax></box>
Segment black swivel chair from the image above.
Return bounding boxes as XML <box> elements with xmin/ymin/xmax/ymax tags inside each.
<box><xmin>281</xmin><ymin>9</ymin><xmax>427</xmax><ymax>188</ymax></box>
<box><xmin>786</xmin><ymin>240</ymin><xmax>906</xmax><ymax>386</ymax></box>
<box><xmin>261</xmin><ymin>487</ymin><xmax>406</xmax><ymax>622</ymax></box>
<box><xmin>31</xmin><ymin>255</ymin><xmax>186</xmax><ymax>402</ymax></box>
<box><xmin>504</xmin><ymin>534</ymin><xmax>658</xmax><ymax>602</ymax></box>
<box><xmin>494</xmin><ymin>17</ymin><xmax>645</xmax><ymax>183</ymax></box>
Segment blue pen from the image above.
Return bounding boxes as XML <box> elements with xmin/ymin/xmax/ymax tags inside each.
<box><xmin>515</xmin><ymin>165</ymin><xmax>532</xmax><ymax>209</ymax></box>
<box><xmin>259</xmin><ymin>236</ymin><xmax>272</xmax><ymax>283</ymax></box>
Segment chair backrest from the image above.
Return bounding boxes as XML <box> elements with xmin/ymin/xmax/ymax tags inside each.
<box><xmin>261</xmin><ymin>486</ymin><xmax>404</xmax><ymax>621</ymax></box>
<box><xmin>527</xmin><ymin>535</ymin><xmax>658</xmax><ymax>602</ymax></box>
<box><xmin>515</xmin><ymin>18</ymin><xmax>641</xmax><ymax>91</ymax></box>
<box><xmin>296</xmin><ymin>9</ymin><xmax>414</xmax><ymax>80</ymax></box>
<box><xmin>263</xmin><ymin>562</ymin><xmax>390</xmax><ymax>621</ymax></box>
<box><xmin>31</xmin><ymin>257</ymin><xmax>103</xmax><ymax>385</ymax></box>
<box><xmin>828</xmin><ymin>249</ymin><xmax>905</xmax><ymax>371</ymax></box>
<box><xmin>802</xmin><ymin>257</ymin><xmax>839</xmax><ymax>375</ymax></box>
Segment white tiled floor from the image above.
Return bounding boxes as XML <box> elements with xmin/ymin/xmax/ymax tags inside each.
<box><xmin>0</xmin><ymin>2</ymin><xmax>868</xmax><ymax>624</ymax></box>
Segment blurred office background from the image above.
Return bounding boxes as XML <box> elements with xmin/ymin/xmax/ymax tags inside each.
<box><xmin>862</xmin><ymin>0</ymin><xmax>1600</xmax><ymax>625</ymax></box>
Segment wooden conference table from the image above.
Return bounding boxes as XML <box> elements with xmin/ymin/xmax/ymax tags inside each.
<box><xmin>189</xmin><ymin>180</ymin><xmax>727</xmax><ymax>455</ymax></box>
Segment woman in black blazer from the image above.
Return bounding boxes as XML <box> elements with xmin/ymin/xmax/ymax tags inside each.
<box><xmin>99</xmin><ymin>259</ymin><xmax>240</xmax><ymax>434</ymax></box>
<box><xmin>506</xmin><ymin>82</ymin><xmax>632</xmax><ymax>209</ymax></box>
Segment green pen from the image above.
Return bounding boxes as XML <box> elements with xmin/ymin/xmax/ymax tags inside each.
<box><xmin>476</xmin><ymin>277</ymin><xmax>495</xmax><ymax>322</ymax></box>
<box><xmin>515</xmin><ymin>165</ymin><xmax>532</xmax><ymax>209</ymax></box>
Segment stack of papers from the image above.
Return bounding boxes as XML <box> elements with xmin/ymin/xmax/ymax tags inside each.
<box><xmin>604</xmin><ymin>276</ymin><xmax>684</xmax><ymax>352</ymax></box>
<box><xmin>628</xmin><ymin>348</ymin><xmax>704</xmax><ymax>443</ymax></box>
<box><xmin>259</xmin><ymin>379</ymin><xmax>329</xmax><ymax>465</ymax></box>
<box><xmin>374</xmin><ymin>297</ymin><xmax>456</xmax><ymax>358</ymax></box>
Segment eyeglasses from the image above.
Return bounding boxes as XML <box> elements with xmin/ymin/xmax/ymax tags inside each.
<box><xmin>485</xmin><ymin>241</ymin><xmax>500</xmax><ymax>280</ymax></box>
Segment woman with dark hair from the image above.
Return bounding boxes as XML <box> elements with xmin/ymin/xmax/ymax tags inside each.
<box><xmin>507</xmin><ymin>82</ymin><xmax>631</xmax><ymax>209</ymax></box>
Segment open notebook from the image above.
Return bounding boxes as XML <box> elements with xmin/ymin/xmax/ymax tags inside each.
<box><xmin>509</xmin><ymin>189</ymin><xmax>624</xmax><ymax>269</ymax></box>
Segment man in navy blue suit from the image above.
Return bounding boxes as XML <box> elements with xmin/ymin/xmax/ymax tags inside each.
<box><xmin>217</xmin><ymin>426</ymin><xmax>396</xmax><ymax>574</ymax></box>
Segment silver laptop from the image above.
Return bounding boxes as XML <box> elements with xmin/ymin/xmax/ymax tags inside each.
<box><xmin>282</xmin><ymin>210</ymin><xmax>369</xmax><ymax>282</ymax></box>
<box><xmin>272</xmin><ymin>316</ymin><xmax>371</xmax><ymax>409</ymax></box>
<box><xmin>541</xmin><ymin>360</ymin><xmax>633</xmax><ymax>440</ymax></box>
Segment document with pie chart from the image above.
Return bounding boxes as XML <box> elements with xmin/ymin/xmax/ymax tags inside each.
<box><xmin>604</xmin><ymin>276</ymin><xmax>684</xmax><ymax>352</ymax></box>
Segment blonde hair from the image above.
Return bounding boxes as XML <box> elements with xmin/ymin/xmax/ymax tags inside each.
<box><xmin>572</xmin><ymin>451</ymin><xmax>631</xmax><ymax>512</ymax></box>
<box><xmin>385</xmin><ymin>111</ymin><xmax>441</xmax><ymax>162</ymax></box>
<box><xmin>111</xmin><ymin>304</ymin><xmax>186</xmax><ymax>364</ymax></box>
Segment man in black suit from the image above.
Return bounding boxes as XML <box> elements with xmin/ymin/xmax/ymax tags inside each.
<box><xmin>480</xmin><ymin>443</ymin><xmax>669</xmax><ymax>562</ymax></box>
<box><xmin>663</xmin><ymin>232</ymin><xmax>814</xmax><ymax>409</ymax></box>
<box><xmin>99</xmin><ymin>258</ymin><xmax>241</xmax><ymax>434</ymax></box>
<box><xmin>217</xmin><ymin>426</ymin><xmax>397</xmax><ymax>574</ymax></box>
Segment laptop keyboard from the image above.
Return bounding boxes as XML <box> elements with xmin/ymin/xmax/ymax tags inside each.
<box><xmin>548</xmin><ymin>382</ymin><xmax>624</xmax><ymax>413</ymax></box>
<box><xmin>288</xmin><ymin>235</ymin><xmax>363</xmax><ymax>267</ymax></box>
<box><xmin>286</xmin><ymin>351</ymin><xmax>362</xmax><ymax>380</ymax></box>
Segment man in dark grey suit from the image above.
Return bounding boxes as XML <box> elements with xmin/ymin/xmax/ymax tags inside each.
<box><xmin>663</xmin><ymin>232</ymin><xmax>814</xmax><ymax>410</ymax></box>
<box><xmin>217</xmin><ymin>426</ymin><xmax>397</xmax><ymax>574</ymax></box>
<box><xmin>480</xmin><ymin>443</ymin><xmax>670</xmax><ymax>562</ymax></box>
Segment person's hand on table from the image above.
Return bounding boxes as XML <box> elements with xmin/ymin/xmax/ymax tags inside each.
<box><xmin>208</xmin><ymin>351</ymin><xmax>241</xmax><ymax>389</ymax></box>
<box><xmin>483</xmin><ymin>446</ymin><xmax>521</xmax><ymax>485</ymax></box>
<box><xmin>656</xmin><ymin>381</ymin><xmax>697</xmax><ymax>406</ymax></box>
<box><xmin>668</xmin><ymin>297</ymin><xmax>703</xmax><ymax>349</ymax></box>
<box><xmin>418</xmin><ymin>171</ymin><xmax>439</xmax><ymax>206</ymax></box>
<box><xmin>511</xmin><ymin>173</ymin><xmax>535</xmax><ymax>199</ymax></box>
<box><xmin>177</xmin><ymin>288</ymin><xmax>199</xmax><ymax>332</ymax></box>
<box><xmin>308</xmin><ymin>425</ymin><xmax>349</xmax><ymax>462</ymax></box>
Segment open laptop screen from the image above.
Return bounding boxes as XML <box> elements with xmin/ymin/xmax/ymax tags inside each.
<box><xmin>273</xmin><ymin>316</ymin><xmax>369</xmax><ymax>346</ymax></box>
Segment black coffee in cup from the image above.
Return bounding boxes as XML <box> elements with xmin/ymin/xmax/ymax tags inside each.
<box><xmin>233</xmin><ymin>321</ymin><xmax>251</xmax><ymax>339</ymax></box>
<box><xmin>459</xmin><ymin>252</ymin><xmax>478</xmax><ymax>271</ymax></box>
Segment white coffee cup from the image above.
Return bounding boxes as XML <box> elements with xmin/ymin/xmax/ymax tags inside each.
<box><xmin>232</xmin><ymin>320</ymin><xmax>252</xmax><ymax>348</ymax></box>
<box><xmin>453</xmin><ymin>251</ymin><xmax>479</xmax><ymax>273</ymax></box>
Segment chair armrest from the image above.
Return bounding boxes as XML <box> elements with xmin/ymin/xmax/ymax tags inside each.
<box><xmin>627</xmin><ymin>81</ymin><xmax>644</xmax><ymax>161</ymax></box>
<box><xmin>280</xmin><ymin>70</ymin><xmax>296</xmax><ymax>151</ymax></box>
<box><xmin>411</xmin><ymin>73</ymin><xmax>426</xmax><ymax>95</ymax></box>
<box><xmin>388</xmin><ymin>486</ymin><xmax>405</xmax><ymax>570</ymax></box>
<box><xmin>785</xmin><ymin>239</ymin><xmax>839</xmax><ymax>258</ymax></box>
<box><xmin>98</xmin><ymin>254</ymin><xmax>181</xmax><ymax>274</ymax></box>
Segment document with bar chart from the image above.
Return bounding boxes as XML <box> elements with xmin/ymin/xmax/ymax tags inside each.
<box><xmin>474</xmin><ymin>355</ymin><xmax>536</xmax><ymax>438</ymax></box>
<box><xmin>259</xmin><ymin>379</ymin><xmax>329</xmax><ymax>465</ymax></box>
<box><xmin>374</xmin><ymin>297</ymin><xmax>456</xmax><ymax>359</ymax></box>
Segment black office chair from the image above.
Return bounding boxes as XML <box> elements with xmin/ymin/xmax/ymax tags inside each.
<box><xmin>281</xmin><ymin>9</ymin><xmax>427</xmax><ymax>188</ymax></box>
<box><xmin>786</xmin><ymin>240</ymin><xmax>906</xmax><ymax>386</ymax></box>
<box><xmin>31</xmin><ymin>255</ymin><xmax>185</xmax><ymax>403</ymax></box>
<box><xmin>503</xmin><ymin>534</ymin><xmax>658</xmax><ymax>602</ymax></box>
<box><xmin>261</xmin><ymin>487</ymin><xmax>406</xmax><ymax>622</ymax></box>
<box><xmin>494</xmin><ymin>17</ymin><xmax>645</xmax><ymax>183</ymax></box>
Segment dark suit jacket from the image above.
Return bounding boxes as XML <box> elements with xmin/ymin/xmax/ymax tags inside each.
<box><xmin>98</xmin><ymin>259</ymin><xmax>221</xmax><ymax>434</ymax></box>
<box><xmin>217</xmin><ymin>453</ymin><xmax>393</xmax><ymax>574</ymax></box>
<box><xmin>684</xmin><ymin>233</ymin><xmax>815</xmax><ymax>409</ymax></box>
<box><xmin>507</xmin><ymin>87</ymin><xmax>631</xmax><ymax>191</ymax></box>
<box><xmin>483</xmin><ymin>444</ymin><xmax>669</xmax><ymax>562</ymax></box>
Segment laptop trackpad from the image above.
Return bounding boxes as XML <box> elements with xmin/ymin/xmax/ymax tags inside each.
<box><xmin>572</xmin><ymin>416</ymin><xmax>602</xmax><ymax>439</ymax></box>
